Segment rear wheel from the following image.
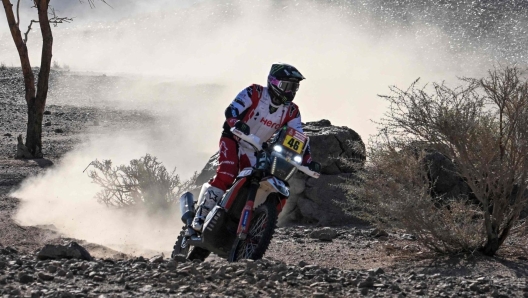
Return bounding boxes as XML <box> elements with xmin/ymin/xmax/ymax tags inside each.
<box><xmin>228</xmin><ymin>199</ymin><xmax>278</xmax><ymax>262</ymax></box>
<box><xmin>171</xmin><ymin>229</ymin><xmax>211</xmax><ymax>261</ymax></box>
<box><xmin>171</xmin><ymin>229</ymin><xmax>189</xmax><ymax>259</ymax></box>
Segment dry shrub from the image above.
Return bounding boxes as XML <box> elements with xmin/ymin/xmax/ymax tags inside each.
<box><xmin>348</xmin><ymin>66</ymin><xmax>528</xmax><ymax>256</ymax></box>
<box><xmin>52</xmin><ymin>60</ymin><xmax>71</xmax><ymax>71</ymax></box>
<box><xmin>86</xmin><ymin>154</ymin><xmax>195</xmax><ymax>211</ymax></box>
<box><xmin>348</xmin><ymin>141</ymin><xmax>484</xmax><ymax>254</ymax></box>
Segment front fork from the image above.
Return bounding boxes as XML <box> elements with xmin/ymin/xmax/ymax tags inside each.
<box><xmin>236</xmin><ymin>177</ymin><xmax>260</xmax><ymax>239</ymax></box>
<box><xmin>236</xmin><ymin>151</ymin><xmax>268</xmax><ymax>239</ymax></box>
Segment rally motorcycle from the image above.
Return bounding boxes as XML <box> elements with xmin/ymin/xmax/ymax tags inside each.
<box><xmin>171</xmin><ymin>125</ymin><xmax>320</xmax><ymax>262</ymax></box>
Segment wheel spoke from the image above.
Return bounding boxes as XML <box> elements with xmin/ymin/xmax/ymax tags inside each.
<box><xmin>249</xmin><ymin>212</ymin><xmax>268</xmax><ymax>238</ymax></box>
<box><xmin>235</xmin><ymin>210</ymin><xmax>268</xmax><ymax>260</ymax></box>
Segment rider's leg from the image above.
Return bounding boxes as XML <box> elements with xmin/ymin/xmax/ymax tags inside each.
<box><xmin>190</xmin><ymin>183</ymin><xmax>225</xmax><ymax>232</ymax></box>
<box><xmin>191</xmin><ymin>137</ymin><xmax>238</xmax><ymax>232</ymax></box>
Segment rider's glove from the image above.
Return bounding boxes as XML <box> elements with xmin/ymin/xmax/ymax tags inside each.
<box><xmin>226</xmin><ymin>117</ymin><xmax>238</xmax><ymax>128</ymax></box>
<box><xmin>308</xmin><ymin>161</ymin><xmax>321</xmax><ymax>173</ymax></box>
<box><xmin>234</xmin><ymin>121</ymin><xmax>250</xmax><ymax>135</ymax></box>
<box><xmin>302</xmin><ymin>155</ymin><xmax>312</xmax><ymax>166</ymax></box>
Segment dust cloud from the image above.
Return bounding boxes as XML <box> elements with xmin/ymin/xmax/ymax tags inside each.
<box><xmin>11</xmin><ymin>133</ymin><xmax>184</xmax><ymax>256</ymax></box>
<box><xmin>5</xmin><ymin>0</ymin><xmax>514</xmax><ymax>255</ymax></box>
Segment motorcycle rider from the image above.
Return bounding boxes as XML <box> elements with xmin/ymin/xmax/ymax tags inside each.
<box><xmin>191</xmin><ymin>63</ymin><xmax>319</xmax><ymax>232</ymax></box>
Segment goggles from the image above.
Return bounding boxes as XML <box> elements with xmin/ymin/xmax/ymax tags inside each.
<box><xmin>269</xmin><ymin>76</ymin><xmax>300</xmax><ymax>93</ymax></box>
<box><xmin>278</xmin><ymin>80</ymin><xmax>299</xmax><ymax>93</ymax></box>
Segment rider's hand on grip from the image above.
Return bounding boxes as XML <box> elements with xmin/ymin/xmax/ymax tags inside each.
<box><xmin>235</xmin><ymin>121</ymin><xmax>250</xmax><ymax>135</ymax></box>
<box><xmin>308</xmin><ymin>161</ymin><xmax>321</xmax><ymax>173</ymax></box>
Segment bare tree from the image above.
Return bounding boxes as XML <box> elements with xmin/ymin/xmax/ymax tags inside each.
<box><xmin>349</xmin><ymin>67</ymin><xmax>528</xmax><ymax>256</ymax></box>
<box><xmin>1</xmin><ymin>0</ymin><xmax>107</xmax><ymax>158</ymax></box>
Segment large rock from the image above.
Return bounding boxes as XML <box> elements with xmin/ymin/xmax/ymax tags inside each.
<box><xmin>280</xmin><ymin>172</ymin><xmax>365</xmax><ymax>225</ymax></box>
<box><xmin>423</xmin><ymin>149</ymin><xmax>528</xmax><ymax>218</ymax></box>
<box><xmin>36</xmin><ymin>242</ymin><xmax>92</xmax><ymax>261</ymax></box>
<box><xmin>189</xmin><ymin>119</ymin><xmax>366</xmax><ymax>226</ymax></box>
<box><xmin>423</xmin><ymin>150</ymin><xmax>474</xmax><ymax>201</ymax></box>
<box><xmin>303</xmin><ymin>119</ymin><xmax>365</xmax><ymax>175</ymax></box>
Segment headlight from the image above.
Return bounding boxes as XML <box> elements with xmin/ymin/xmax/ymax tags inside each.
<box><xmin>293</xmin><ymin>155</ymin><xmax>302</xmax><ymax>163</ymax></box>
<box><xmin>273</xmin><ymin>145</ymin><xmax>283</xmax><ymax>153</ymax></box>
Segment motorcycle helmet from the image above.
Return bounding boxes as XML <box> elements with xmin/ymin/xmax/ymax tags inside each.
<box><xmin>267</xmin><ymin>63</ymin><xmax>305</xmax><ymax>106</ymax></box>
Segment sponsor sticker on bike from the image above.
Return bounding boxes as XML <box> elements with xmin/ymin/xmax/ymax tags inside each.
<box><xmin>282</xmin><ymin>127</ymin><xmax>306</xmax><ymax>154</ymax></box>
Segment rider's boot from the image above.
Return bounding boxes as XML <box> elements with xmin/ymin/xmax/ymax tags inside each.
<box><xmin>191</xmin><ymin>184</ymin><xmax>225</xmax><ymax>232</ymax></box>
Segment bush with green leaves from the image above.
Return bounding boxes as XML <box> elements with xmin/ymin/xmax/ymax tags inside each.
<box><xmin>87</xmin><ymin>154</ymin><xmax>196</xmax><ymax>211</ymax></box>
<box><xmin>347</xmin><ymin>67</ymin><xmax>528</xmax><ymax>256</ymax></box>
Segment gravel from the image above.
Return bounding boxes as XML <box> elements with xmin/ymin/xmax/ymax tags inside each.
<box><xmin>1</xmin><ymin>67</ymin><xmax>527</xmax><ymax>297</ymax></box>
<box><xmin>1</xmin><ymin>245</ymin><xmax>526</xmax><ymax>297</ymax></box>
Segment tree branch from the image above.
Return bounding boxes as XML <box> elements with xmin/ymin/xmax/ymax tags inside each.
<box><xmin>2</xmin><ymin>0</ymin><xmax>36</xmax><ymax>104</ymax></box>
<box><xmin>80</xmin><ymin>0</ymin><xmax>113</xmax><ymax>9</ymax></box>
<box><xmin>23</xmin><ymin>19</ymin><xmax>38</xmax><ymax>44</ymax></box>
<box><xmin>16</xmin><ymin>0</ymin><xmax>20</xmax><ymax>25</ymax></box>
<box><xmin>48</xmin><ymin>7</ymin><xmax>73</xmax><ymax>27</ymax></box>
<box><xmin>23</xmin><ymin>6</ymin><xmax>74</xmax><ymax>44</ymax></box>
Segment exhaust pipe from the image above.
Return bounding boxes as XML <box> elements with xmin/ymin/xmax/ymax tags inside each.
<box><xmin>179</xmin><ymin>192</ymin><xmax>195</xmax><ymax>226</ymax></box>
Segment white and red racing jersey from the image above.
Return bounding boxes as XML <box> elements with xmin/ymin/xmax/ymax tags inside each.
<box><xmin>222</xmin><ymin>84</ymin><xmax>312</xmax><ymax>164</ymax></box>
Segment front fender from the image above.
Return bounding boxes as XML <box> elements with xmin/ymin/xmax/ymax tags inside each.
<box><xmin>253</xmin><ymin>177</ymin><xmax>290</xmax><ymax>209</ymax></box>
<box><xmin>265</xmin><ymin>177</ymin><xmax>289</xmax><ymax>197</ymax></box>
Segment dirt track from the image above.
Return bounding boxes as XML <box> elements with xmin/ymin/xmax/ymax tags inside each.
<box><xmin>1</xmin><ymin>68</ymin><xmax>528</xmax><ymax>297</ymax></box>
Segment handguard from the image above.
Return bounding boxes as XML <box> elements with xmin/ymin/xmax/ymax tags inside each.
<box><xmin>295</xmin><ymin>164</ymin><xmax>320</xmax><ymax>179</ymax></box>
<box><xmin>231</xmin><ymin>127</ymin><xmax>262</xmax><ymax>151</ymax></box>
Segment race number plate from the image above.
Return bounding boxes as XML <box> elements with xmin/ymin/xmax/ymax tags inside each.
<box><xmin>282</xmin><ymin>127</ymin><xmax>306</xmax><ymax>154</ymax></box>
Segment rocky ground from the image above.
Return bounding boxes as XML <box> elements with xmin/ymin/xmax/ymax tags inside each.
<box><xmin>1</xmin><ymin>67</ymin><xmax>527</xmax><ymax>297</ymax></box>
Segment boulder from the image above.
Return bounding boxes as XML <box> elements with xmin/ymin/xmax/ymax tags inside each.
<box><xmin>423</xmin><ymin>150</ymin><xmax>474</xmax><ymax>202</ymax></box>
<box><xmin>279</xmin><ymin>172</ymin><xmax>364</xmax><ymax>225</ymax></box>
<box><xmin>189</xmin><ymin>119</ymin><xmax>366</xmax><ymax>226</ymax></box>
<box><xmin>303</xmin><ymin>119</ymin><xmax>365</xmax><ymax>175</ymax></box>
<box><xmin>423</xmin><ymin>149</ymin><xmax>528</xmax><ymax>218</ymax></box>
<box><xmin>36</xmin><ymin>242</ymin><xmax>92</xmax><ymax>261</ymax></box>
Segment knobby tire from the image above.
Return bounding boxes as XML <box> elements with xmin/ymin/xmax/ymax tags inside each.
<box><xmin>171</xmin><ymin>228</ymin><xmax>211</xmax><ymax>261</ymax></box>
<box><xmin>228</xmin><ymin>199</ymin><xmax>278</xmax><ymax>262</ymax></box>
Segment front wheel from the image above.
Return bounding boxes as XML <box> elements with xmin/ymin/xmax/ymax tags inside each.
<box><xmin>228</xmin><ymin>199</ymin><xmax>278</xmax><ymax>262</ymax></box>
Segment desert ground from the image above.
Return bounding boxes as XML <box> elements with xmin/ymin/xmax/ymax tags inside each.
<box><xmin>1</xmin><ymin>68</ymin><xmax>527</xmax><ymax>297</ymax></box>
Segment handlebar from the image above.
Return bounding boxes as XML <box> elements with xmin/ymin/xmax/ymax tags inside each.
<box><xmin>230</xmin><ymin>127</ymin><xmax>320</xmax><ymax>179</ymax></box>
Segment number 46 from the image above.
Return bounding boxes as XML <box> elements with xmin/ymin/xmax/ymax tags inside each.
<box><xmin>287</xmin><ymin>138</ymin><xmax>300</xmax><ymax>151</ymax></box>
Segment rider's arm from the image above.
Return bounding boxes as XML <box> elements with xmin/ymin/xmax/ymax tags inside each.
<box><xmin>285</xmin><ymin>105</ymin><xmax>312</xmax><ymax>166</ymax></box>
<box><xmin>223</xmin><ymin>85</ymin><xmax>256</xmax><ymax>132</ymax></box>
